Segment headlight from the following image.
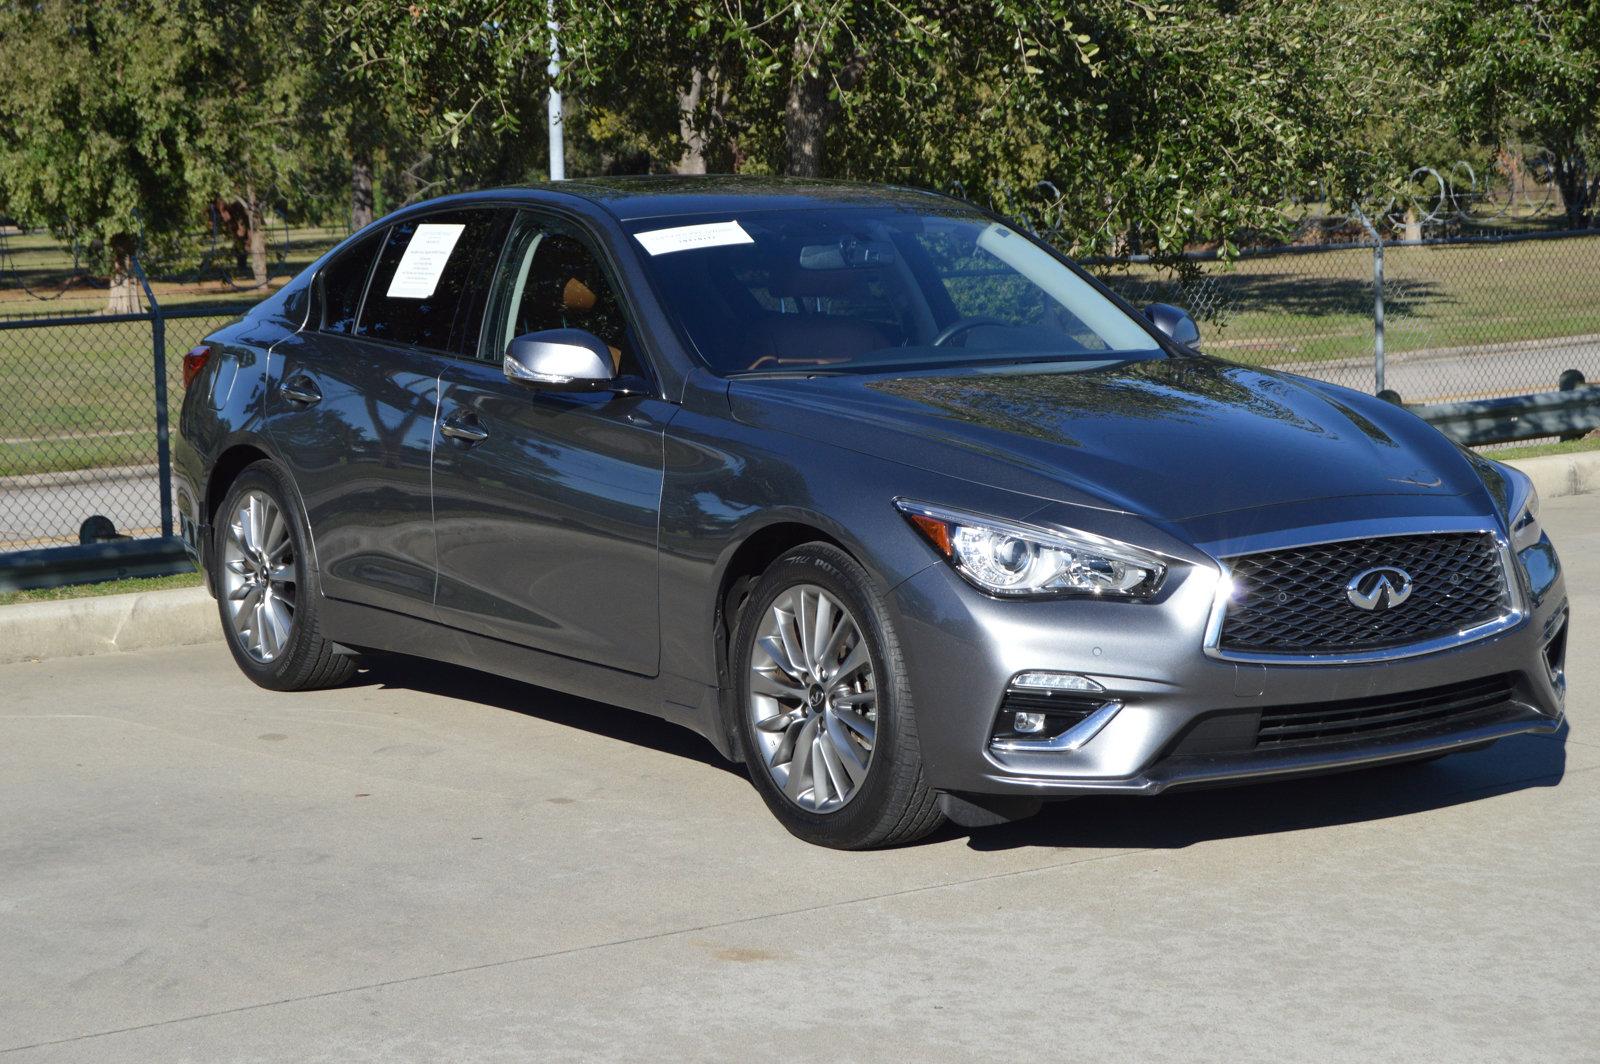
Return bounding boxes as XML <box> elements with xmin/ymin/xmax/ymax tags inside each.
<box><xmin>896</xmin><ymin>500</ymin><xmax>1168</xmax><ymax>598</ymax></box>
<box><xmin>1505</xmin><ymin>466</ymin><xmax>1541</xmax><ymax>552</ymax></box>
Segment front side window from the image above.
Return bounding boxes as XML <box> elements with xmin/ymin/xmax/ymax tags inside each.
<box><xmin>357</xmin><ymin>209</ymin><xmax>508</xmax><ymax>353</ymax></box>
<box><xmin>628</xmin><ymin>207</ymin><xmax>1161</xmax><ymax>376</ymax></box>
<box><xmin>489</xmin><ymin>214</ymin><xmax>642</xmax><ymax>377</ymax></box>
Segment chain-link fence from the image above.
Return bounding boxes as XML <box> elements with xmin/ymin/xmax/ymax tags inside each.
<box><xmin>0</xmin><ymin>289</ymin><xmax>249</xmax><ymax>554</ymax></box>
<box><xmin>3</xmin><ymin>220</ymin><xmax>1597</xmax><ymax>570</ymax></box>
<box><xmin>1097</xmin><ymin>229</ymin><xmax>1600</xmax><ymax>406</ymax></box>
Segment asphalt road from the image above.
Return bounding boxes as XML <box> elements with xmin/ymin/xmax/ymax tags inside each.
<box><xmin>0</xmin><ymin>466</ymin><xmax>164</xmax><ymax>548</ymax></box>
<box><xmin>1271</xmin><ymin>332</ymin><xmax>1598</xmax><ymax>404</ymax></box>
<box><xmin>2</xmin><ymin>496</ymin><xmax>1597</xmax><ymax>1062</ymax></box>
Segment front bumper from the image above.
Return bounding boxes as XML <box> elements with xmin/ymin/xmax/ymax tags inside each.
<box><xmin>887</xmin><ymin>541</ymin><xmax>1568</xmax><ymax>799</ymax></box>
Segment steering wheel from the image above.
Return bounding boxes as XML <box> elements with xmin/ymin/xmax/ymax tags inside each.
<box><xmin>931</xmin><ymin>316</ymin><xmax>1010</xmax><ymax>347</ymax></box>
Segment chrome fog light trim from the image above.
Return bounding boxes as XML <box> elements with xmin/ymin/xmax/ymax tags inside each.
<box><xmin>989</xmin><ymin>700</ymin><xmax>1123</xmax><ymax>754</ymax></box>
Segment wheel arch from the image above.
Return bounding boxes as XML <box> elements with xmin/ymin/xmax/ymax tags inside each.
<box><xmin>203</xmin><ymin>439</ymin><xmax>319</xmax><ymax>589</ymax></box>
<box><xmin>709</xmin><ymin>518</ymin><xmax>862</xmax><ymax>763</ymax></box>
<box><xmin>206</xmin><ymin>443</ymin><xmax>275</xmax><ymax>527</ymax></box>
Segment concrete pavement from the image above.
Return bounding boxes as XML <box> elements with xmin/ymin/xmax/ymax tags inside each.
<box><xmin>1</xmin><ymin>495</ymin><xmax>1597</xmax><ymax>1062</ymax></box>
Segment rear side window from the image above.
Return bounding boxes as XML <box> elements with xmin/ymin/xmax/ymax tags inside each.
<box><xmin>358</xmin><ymin>209</ymin><xmax>508</xmax><ymax>352</ymax></box>
<box><xmin>318</xmin><ymin>231</ymin><xmax>383</xmax><ymax>334</ymax></box>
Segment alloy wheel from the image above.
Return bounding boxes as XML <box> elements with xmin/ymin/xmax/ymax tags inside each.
<box><xmin>221</xmin><ymin>490</ymin><xmax>297</xmax><ymax>663</ymax></box>
<box><xmin>747</xmin><ymin>584</ymin><xmax>877</xmax><ymax>812</ymax></box>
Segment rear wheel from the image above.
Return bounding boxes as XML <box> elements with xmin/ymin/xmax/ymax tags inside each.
<box><xmin>733</xmin><ymin>543</ymin><xmax>944</xmax><ymax>849</ymax></box>
<box><xmin>215</xmin><ymin>462</ymin><xmax>355</xmax><ymax>691</ymax></box>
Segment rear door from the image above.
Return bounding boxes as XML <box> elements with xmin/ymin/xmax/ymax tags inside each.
<box><xmin>429</xmin><ymin>210</ymin><xmax>672</xmax><ymax>676</ymax></box>
<box><xmin>268</xmin><ymin>208</ymin><xmax>509</xmax><ymax>618</ymax></box>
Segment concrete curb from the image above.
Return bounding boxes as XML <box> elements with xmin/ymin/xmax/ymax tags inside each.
<box><xmin>0</xmin><ymin>451</ymin><xmax>1594</xmax><ymax>666</ymax></box>
<box><xmin>1503</xmin><ymin>450</ymin><xmax>1600</xmax><ymax>501</ymax></box>
<box><xmin>0</xmin><ymin>586</ymin><xmax>218</xmax><ymax>665</ymax></box>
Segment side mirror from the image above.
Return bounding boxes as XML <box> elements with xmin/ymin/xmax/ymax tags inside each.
<box><xmin>1144</xmin><ymin>304</ymin><xmax>1202</xmax><ymax>349</ymax></box>
<box><xmin>504</xmin><ymin>329</ymin><xmax>615</xmax><ymax>390</ymax></box>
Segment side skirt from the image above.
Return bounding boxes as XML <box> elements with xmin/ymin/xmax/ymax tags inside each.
<box><xmin>321</xmin><ymin>596</ymin><xmax>735</xmax><ymax>759</ymax></box>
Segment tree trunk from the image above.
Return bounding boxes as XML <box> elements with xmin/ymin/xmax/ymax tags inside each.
<box><xmin>676</xmin><ymin>69</ymin><xmax>708</xmax><ymax>175</ymax></box>
<box><xmin>350</xmin><ymin>153</ymin><xmax>375</xmax><ymax>231</ymax></box>
<box><xmin>784</xmin><ymin>57</ymin><xmax>831</xmax><ymax>177</ymax></box>
<box><xmin>783</xmin><ymin>37</ymin><xmax>866</xmax><ymax>178</ymax></box>
<box><xmin>1554</xmin><ymin>149</ymin><xmax>1594</xmax><ymax>229</ymax></box>
<box><xmin>245</xmin><ymin>192</ymin><xmax>268</xmax><ymax>287</ymax></box>
<box><xmin>106</xmin><ymin>232</ymin><xmax>141</xmax><ymax>314</ymax></box>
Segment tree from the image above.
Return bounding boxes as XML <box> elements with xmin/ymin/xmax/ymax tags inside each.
<box><xmin>557</xmin><ymin>0</ymin><xmax>1428</xmax><ymax>260</ymax></box>
<box><xmin>184</xmin><ymin>0</ymin><xmax>330</xmax><ymax>286</ymax></box>
<box><xmin>1417</xmin><ymin>0</ymin><xmax>1600</xmax><ymax>228</ymax></box>
<box><xmin>0</xmin><ymin>0</ymin><xmax>202</xmax><ymax>311</ymax></box>
<box><xmin>326</xmin><ymin>1</ymin><xmax>552</xmax><ymax>200</ymax></box>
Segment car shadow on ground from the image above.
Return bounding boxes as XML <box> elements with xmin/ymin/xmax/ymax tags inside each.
<box><xmin>961</xmin><ymin>726</ymin><xmax>1570</xmax><ymax>852</ymax></box>
<box><xmin>351</xmin><ymin>652</ymin><xmax>744</xmax><ymax>776</ymax></box>
<box><xmin>349</xmin><ymin>652</ymin><xmax>1568</xmax><ymax>853</ymax></box>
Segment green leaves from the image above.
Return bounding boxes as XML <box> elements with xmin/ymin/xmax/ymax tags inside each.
<box><xmin>3</xmin><ymin>0</ymin><xmax>1571</xmax><ymax>292</ymax></box>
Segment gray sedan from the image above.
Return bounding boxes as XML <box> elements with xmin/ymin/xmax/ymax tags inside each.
<box><xmin>174</xmin><ymin>177</ymin><xmax>1567</xmax><ymax>848</ymax></box>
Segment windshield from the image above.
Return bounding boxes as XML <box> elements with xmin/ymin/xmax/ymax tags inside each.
<box><xmin>627</xmin><ymin>206</ymin><xmax>1162</xmax><ymax>376</ymax></box>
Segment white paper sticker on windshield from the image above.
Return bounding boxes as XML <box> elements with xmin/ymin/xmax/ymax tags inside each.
<box><xmin>385</xmin><ymin>223</ymin><xmax>466</xmax><ymax>299</ymax></box>
<box><xmin>634</xmin><ymin>220</ymin><xmax>753</xmax><ymax>256</ymax></box>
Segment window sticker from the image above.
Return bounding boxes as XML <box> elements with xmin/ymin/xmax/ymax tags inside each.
<box><xmin>386</xmin><ymin>223</ymin><xmax>466</xmax><ymax>299</ymax></box>
<box><xmin>634</xmin><ymin>220</ymin><xmax>753</xmax><ymax>256</ymax></box>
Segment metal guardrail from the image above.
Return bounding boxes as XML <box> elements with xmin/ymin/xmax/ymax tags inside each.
<box><xmin>1411</xmin><ymin>384</ymin><xmax>1600</xmax><ymax>448</ymax></box>
<box><xmin>0</xmin><ymin>536</ymin><xmax>191</xmax><ymax>593</ymax></box>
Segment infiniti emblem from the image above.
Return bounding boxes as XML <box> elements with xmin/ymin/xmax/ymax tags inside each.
<box><xmin>1346</xmin><ymin>566</ymin><xmax>1414</xmax><ymax>612</ymax></box>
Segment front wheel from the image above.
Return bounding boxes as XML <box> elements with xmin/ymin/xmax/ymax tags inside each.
<box><xmin>733</xmin><ymin>543</ymin><xmax>944</xmax><ymax>849</ymax></box>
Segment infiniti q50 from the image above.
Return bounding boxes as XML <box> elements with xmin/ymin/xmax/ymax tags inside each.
<box><xmin>174</xmin><ymin>177</ymin><xmax>1567</xmax><ymax>849</ymax></box>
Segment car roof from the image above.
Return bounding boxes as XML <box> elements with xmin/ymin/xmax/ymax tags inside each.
<box><xmin>484</xmin><ymin>175</ymin><xmax>962</xmax><ymax>223</ymax></box>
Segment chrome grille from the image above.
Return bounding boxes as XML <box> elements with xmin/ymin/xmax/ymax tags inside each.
<box><xmin>1219</xmin><ymin>533</ymin><xmax>1507</xmax><ymax>654</ymax></box>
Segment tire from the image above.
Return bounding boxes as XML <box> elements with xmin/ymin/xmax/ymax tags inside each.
<box><xmin>732</xmin><ymin>542</ymin><xmax>944</xmax><ymax>849</ymax></box>
<box><xmin>213</xmin><ymin>461</ymin><xmax>356</xmax><ymax>691</ymax></box>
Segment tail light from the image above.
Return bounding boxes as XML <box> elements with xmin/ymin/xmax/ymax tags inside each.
<box><xmin>182</xmin><ymin>345</ymin><xmax>212</xmax><ymax>389</ymax></box>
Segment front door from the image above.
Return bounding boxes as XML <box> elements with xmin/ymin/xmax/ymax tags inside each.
<box><xmin>429</xmin><ymin>212</ymin><xmax>670</xmax><ymax>676</ymax></box>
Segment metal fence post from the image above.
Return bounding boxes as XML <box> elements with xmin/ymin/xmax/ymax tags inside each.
<box><xmin>1352</xmin><ymin>206</ymin><xmax>1386</xmax><ymax>394</ymax></box>
<box><xmin>131</xmin><ymin>257</ymin><xmax>174</xmax><ymax>539</ymax></box>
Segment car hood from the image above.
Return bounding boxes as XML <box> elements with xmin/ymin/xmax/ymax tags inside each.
<box><xmin>727</xmin><ymin>357</ymin><xmax>1485</xmax><ymax>522</ymax></box>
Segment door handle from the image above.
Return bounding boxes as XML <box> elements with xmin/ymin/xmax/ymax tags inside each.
<box><xmin>278</xmin><ymin>375</ymin><xmax>322</xmax><ymax>405</ymax></box>
<box><xmin>440</xmin><ymin>410</ymin><xmax>490</xmax><ymax>443</ymax></box>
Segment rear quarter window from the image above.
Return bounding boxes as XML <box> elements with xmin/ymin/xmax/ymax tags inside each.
<box><xmin>317</xmin><ymin>230</ymin><xmax>383</xmax><ymax>334</ymax></box>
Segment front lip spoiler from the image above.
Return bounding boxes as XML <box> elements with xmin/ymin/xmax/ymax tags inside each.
<box><xmin>969</xmin><ymin>703</ymin><xmax>1563</xmax><ymax>797</ymax></box>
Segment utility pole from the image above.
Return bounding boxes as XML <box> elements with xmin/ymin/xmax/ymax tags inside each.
<box><xmin>547</xmin><ymin>0</ymin><xmax>565</xmax><ymax>181</ymax></box>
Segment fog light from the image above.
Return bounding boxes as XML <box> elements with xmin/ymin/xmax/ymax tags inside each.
<box><xmin>1013</xmin><ymin>711</ymin><xmax>1047</xmax><ymax>734</ymax></box>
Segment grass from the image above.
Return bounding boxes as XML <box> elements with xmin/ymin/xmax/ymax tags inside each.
<box><xmin>0</xmin><ymin>222</ymin><xmax>344</xmax><ymax>478</ymax></box>
<box><xmin>1100</xmin><ymin>233</ymin><xmax>1600</xmax><ymax>365</ymax></box>
<box><xmin>0</xmin><ymin>567</ymin><xmax>201</xmax><ymax>607</ymax></box>
<box><xmin>0</xmin><ymin>309</ymin><xmax>246</xmax><ymax>476</ymax></box>
<box><xmin>1489</xmin><ymin>435</ymin><xmax>1600</xmax><ymax>461</ymax></box>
